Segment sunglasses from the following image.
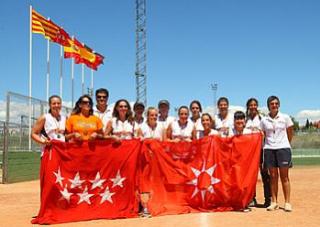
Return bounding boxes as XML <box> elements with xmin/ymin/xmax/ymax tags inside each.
<box><xmin>119</xmin><ymin>105</ymin><xmax>128</xmax><ymax>108</ymax></box>
<box><xmin>97</xmin><ymin>95</ymin><xmax>107</xmax><ymax>99</ymax></box>
<box><xmin>81</xmin><ymin>100</ymin><xmax>91</xmax><ymax>105</ymax></box>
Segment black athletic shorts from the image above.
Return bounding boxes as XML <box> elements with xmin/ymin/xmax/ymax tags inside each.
<box><xmin>263</xmin><ymin>148</ymin><xmax>292</xmax><ymax>168</ymax></box>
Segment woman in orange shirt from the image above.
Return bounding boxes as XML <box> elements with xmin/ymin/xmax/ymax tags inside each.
<box><xmin>66</xmin><ymin>95</ymin><xmax>104</xmax><ymax>141</ymax></box>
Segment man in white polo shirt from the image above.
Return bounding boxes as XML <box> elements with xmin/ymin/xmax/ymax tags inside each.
<box><xmin>93</xmin><ymin>88</ymin><xmax>112</xmax><ymax>131</ymax></box>
<box><xmin>260</xmin><ymin>95</ymin><xmax>294</xmax><ymax>212</ymax></box>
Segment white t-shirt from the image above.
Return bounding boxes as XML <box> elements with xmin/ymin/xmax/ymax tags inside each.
<box><xmin>171</xmin><ymin>120</ymin><xmax>194</xmax><ymax>139</ymax></box>
<box><xmin>93</xmin><ymin>106</ymin><xmax>112</xmax><ymax>131</ymax></box>
<box><xmin>134</xmin><ymin>118</ymin><xmax>145</xmax><ymax>130</ymax></box>
<box><xmin>246</xmin><ymin>115</ymin><xmax>262</xmax><ymax>131</ymax></box>
<box><xmin>140</xmin><ymin>122</ymin><xmax>164</xmax><ymax>140</ymax></box>
<box><xmin>260</xmin><ymin>112</ymin><xmax>293</xmax><ymax>149</ymax></box>
<box><xmin>158</xmin><ymin>116</ymin><xmax>175</xmax><ymax>129</ymax></box>
<box><xmin>44</xmin><ymin>113</ymin><xmax>66</xmax><ymax>141</ymax></box>
<box><xmin>230</xmin><ymin>128</ymin><xmax>252</xmax><ymax>136</ymax></box>
<box><xmin>197</xmin><ymin>129</ymin><xmax>219</xmax><ymax>139</ymax></box>
<box><xmin>190</xmin><ymin>117</ymin><xmax>204</xmax><ymax>131</ymax></box>
<box><xmin>111</xmin><ymin>117</ymin><xmax>134</xmax><ymax>140</ymax></box>
<box><xmin>214</xmin><ymin>113</ymin><xmax>234</xmax><ymax>137</ymax></box>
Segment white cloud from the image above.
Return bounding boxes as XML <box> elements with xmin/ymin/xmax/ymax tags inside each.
<box><xmin>295</xmin><ymin>110</ymin><xmax>320</xmax><ymax>125</ymax></box>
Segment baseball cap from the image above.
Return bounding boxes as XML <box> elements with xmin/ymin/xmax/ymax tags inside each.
<box><xmin>134</xmin><ymin>101</ymin><xmax>145</xmax><ymax>110</ymax></box>
<box><xmin>158</xmin><ymin>100</ymin><xmax>170</xmax><ymax>108</ymax></box>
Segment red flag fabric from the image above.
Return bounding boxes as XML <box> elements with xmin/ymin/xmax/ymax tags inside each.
<box><xmin>32</xmin><ymin>139</ymin><xmax>141</xmax><ymax>225</ymax></box>
<box><xmin>32</xmin><ymin>9</ymin><xmax>70</xmax><ymax>47</ymax></box>
<box><xmin>141</xmin><ymin>133</ymin><xmax>262</xmax><ymax>216</ymax></box>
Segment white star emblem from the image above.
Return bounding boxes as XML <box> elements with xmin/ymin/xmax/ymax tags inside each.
<box><xmin>110</xmin><ymin>170</ymin><xmax>126</xmax><ymax>188</ymax></box>
<box><xmin>53</xmin><ymin>167</ymin><xmax>64</xmax><ymax>187</ymax></box>
<box><xmin>187</xmin><ymin>161</ymin><xmax>220</xmax><ymax>202</ymax></box>
<box><xmin>100</xmin><ymin>186</ymin><xmax>115</xmax><ymax>204</ymax></box>
<box><xmin>77</xmin><ymin>186</ymin><xmax>94</xmax><ymax>205</ymax></box>
<box><xmin>69</xmin><ymin>172</ymin><xmax>85</xmax><ymax>189</ymax></box>
<box><xmin>90</xmin><ymin>172</ymin><xmax>106</xmax><ymax>190</ymax></box>
<box><xmin>60</xmin><ymin>186</ymin><xmax>73</xmax><ymax>203</ymax></box>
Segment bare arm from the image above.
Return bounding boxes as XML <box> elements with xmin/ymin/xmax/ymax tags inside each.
<box><xmin>31</xmin><ymin>115</ymin><xmax>49</xmax><ymax>145</ymax></box>
<box><xmin>191</xmin><ymin>126</ymin><xmax>197</xmax><ymax>140</ymax></box>
<box><xmin>136</xmin><ymin>128</ymin><xmax>143</xmax><ymax>139</ymax></box>
<box><xmin>287</xmin><ymin>126</ymin><xmax>294</xmax><ymax>143</ymax></box>
<box><xmin>104</xmin><ymin>120</ymin><xmax>113</xmax><ymax>136</ymax></box>
<box><xmin>164</xmin><ymin>124</ymin><xmax>172</xmax><ymax>141</ymax></box>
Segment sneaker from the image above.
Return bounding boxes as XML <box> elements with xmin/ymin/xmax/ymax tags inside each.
<box><xmin>140</xmin><ymin>207</ymin><xmax>152</xmax><ymax>218</ymax></box>
<box><xmin>242</xmin><ymin>207</ymin><xmax>252</xmax><ymax>212</ymax></box>
<box><xmin>263</xmin><ymin>199</ymin><xmax>271</xmax><ymax>208</ymax></box>
<box><xmin>248</xmin><ymin>198</ymin><xmax>257</xmax><ymax>207</ymax></box>
<box><xmin>284</xmin><ymin>203</ymin><xmax>292</xmax><ymax>212</ymax></box>
<box><xmin>266</xmin><ymin>202</ymin><xmax>279</xmax><ymax>211</ymax></box>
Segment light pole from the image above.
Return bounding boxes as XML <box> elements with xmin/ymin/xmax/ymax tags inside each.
<box><xmin>210</xmin><ymin>82</ymin><xmax>218</xmax><ymax>115</ymax></box>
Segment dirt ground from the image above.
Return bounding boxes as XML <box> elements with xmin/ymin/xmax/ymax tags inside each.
<box><xmin>0</xmin><ymin>166</ymin><xmax>320</xmax><ymax>227</ymax></box>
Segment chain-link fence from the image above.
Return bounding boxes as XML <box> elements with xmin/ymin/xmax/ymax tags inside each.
<box><xmin>1</xmin><ymin>91</ymin><xmax>72</xmax><ymax>183</ymax></box>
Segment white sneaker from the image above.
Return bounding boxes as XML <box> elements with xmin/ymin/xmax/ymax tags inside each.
<box><xmin>267</xmin><ymin>202</ymin><xmax>279</xmax><ymax>211</ymax></box>
<box><xmin>284</xmin><ymin>203</ymin><xmax>292</xmax><ymax>212</ymax></box>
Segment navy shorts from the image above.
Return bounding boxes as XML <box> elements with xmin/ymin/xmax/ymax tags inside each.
<box><xmin>263</xmin><ymin>148</ymin><xmax>292</xmax><ymax>168</ymax></box>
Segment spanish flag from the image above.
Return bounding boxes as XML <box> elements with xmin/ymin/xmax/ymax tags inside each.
<box><xmin>64</xmin><ymin>38</ymin><xmax>82</xmax><ymax>62</ymax></box>
<box><xmin>64</xmin><ymin>38</ymin><xmax>104</xmax><ymax>70</ymax></box>
<box><xmin>32</xmin><ymin>9</ymin><xmax>70</xmax><ymax>47</ymax></box>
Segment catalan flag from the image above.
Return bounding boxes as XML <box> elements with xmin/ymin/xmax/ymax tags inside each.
<box><xmin>32</xmin><ymin>9</ymin><xmax>70</xmax><ymax>47</ymax></box>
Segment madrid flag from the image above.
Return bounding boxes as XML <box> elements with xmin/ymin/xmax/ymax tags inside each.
<box><xmin>32</xmin><ymin>139</ymin><xmax>141</xmax><ymax>224</ymax></box>
<box><xmin>140</xmin><ymin>133</ymin><xmax>262</xmax><ymax>216</ymax></box>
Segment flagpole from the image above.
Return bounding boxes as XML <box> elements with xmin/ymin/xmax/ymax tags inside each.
<box><xmin>71</xmin><ymin>58</ymin><xmax>74</xmax><ymax>107</ymax></box>
<box><xmin>81</xmin><ymin>63</ymin><xmax>85</xmax><ymax>95</ymax></box>
<box><xmin>71</xmin><ymin>36</ymin><xmax>74</xmax><ymax>107</ymax></box>
<box><xmin>29</xmin><ymin>5</ymin><xmax>33</xmax><ymax>151</ymax></box>
<box><xmin>46</xmin><ymin>38</ymin><xmax>50</xmax><ymax>104</ymax></box>
<box><xmin>91</xmin><ymin>69</ymin><xmax>94</xmax><ymax>93</ymax></box>
<box><xmin>59</xmin><ymin>45</ymin><xmax>63</xmax><ymax>99</ymax></box>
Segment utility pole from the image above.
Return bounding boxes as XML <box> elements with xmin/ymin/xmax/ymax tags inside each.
<box><xmin>135</xmin><ymin>0</ymin><xmax>147</xmax><ymax>105</ymax></box>
<box><xmin>211</xmin><ymin>82</ymin><xmax>218</xmax><ymax>115</ymax></box>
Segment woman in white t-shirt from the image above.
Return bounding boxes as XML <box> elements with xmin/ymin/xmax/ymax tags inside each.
<box><xmin>165</xmin><ymin>106</ymin><xmax>195</xmax><ymax>142</ymax></box>
<box><xmin>189</xmin><ymin>100</ymin><xmax>204</xmax><ymax>132</ymax></box>
<box><xmin>230</xmin><ymin>111</ymin><xmax>253</xmax><ymax>136</ymax></box>
<box><xmin>105</xmin><ymin>99</ymin><xmax>135</xmax><ymax>140</ymax></box>
<box><xmin>197</xmin><ymin>113</ymin><xmax>219</xmax><ymax>139</ymax></box>
<box><xmin>260</xmin><ymin>96</ymin><xmax>294</xmax><ymax>212</ymax></box>
<box><xmin>31</xmin><ymin>95</ymin><xmax>66</xmax><ymax>147</ymax></box>
<box><xmin>245</xmin><ymin>98</ymin><xmax>271</xmax><ymax>208</ymax></box>
<box><xmin>214</xmin><ymin>97</ymin><xmax>234</xmax><ymax>137</ymax></box>
<box><xmin>137</xmin><ymin>107</ymin><xmax>165</xmax><ymax>140</ymax></box>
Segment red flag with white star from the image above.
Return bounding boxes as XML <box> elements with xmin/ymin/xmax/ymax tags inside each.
<box><xmin>141</xmin><ymin>133</ymin><xmax>262</xmax><ymax>215</ymax></box>
<box><xmin>32</xmin><ymin>139</ymin><xmax>141</xmax><ymax>224</ymax></box>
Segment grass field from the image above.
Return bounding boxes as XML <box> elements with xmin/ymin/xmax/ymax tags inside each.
<box><xmin>1</xmin><ymin>148</ymin><xmax>320</xmax><ymax>183</ymax></box>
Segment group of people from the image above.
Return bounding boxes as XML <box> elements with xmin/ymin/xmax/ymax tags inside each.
<box><xmin>31</xmin><ymin>88</ymin><xmax>294</xmax><ymax>214</ymax></box>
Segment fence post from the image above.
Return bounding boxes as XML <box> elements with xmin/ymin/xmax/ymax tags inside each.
<box><xmin>2</xmin><ymin>122</ymin><xmax>9</xmax><ymax>183</ymax></box>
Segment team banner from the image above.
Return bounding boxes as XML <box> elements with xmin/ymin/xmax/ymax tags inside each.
<box><xmin>32</xmin><ymin>134</ymin><xmax>261</xmax><ymax>224</ymax></box>
<box><xmin>140</xmin><ymin>134</ymin><xmax>262</xmax><ymax>215</ymax></box>
<box><xmin>32</xmin><ymin>140</ymin><xmax>141</xmax><ymax>224</ymax></box>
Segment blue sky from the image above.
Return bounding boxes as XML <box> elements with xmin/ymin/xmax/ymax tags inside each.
<box><xmin>1</xmin><ymin>0</ymin><xmax>320</xmax><ymax>123</ymax></box>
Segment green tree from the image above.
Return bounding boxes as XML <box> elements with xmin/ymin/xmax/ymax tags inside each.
<box><xmin>305</xmin><ymin>119</ymin><xmax>310</xmax><ymax>129</ymax></box>
<box><xmin>290</xmin><ymin>116</ymin><xmax>300</xmax><ymax>131</ymax></box>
